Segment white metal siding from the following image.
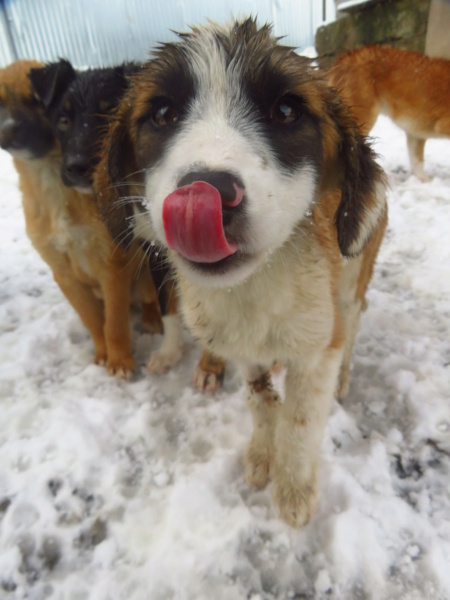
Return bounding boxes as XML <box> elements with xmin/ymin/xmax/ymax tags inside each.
<box><xmin>0</xmin><ymin>0</ymin><xmax>335</xmax><ymax>68</ymax></box>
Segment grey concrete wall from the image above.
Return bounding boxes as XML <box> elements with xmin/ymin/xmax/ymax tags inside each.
<box><xmin>425</xmin><ymin>0</ymin><xmax>450</xmax><ymax>57</ymax></box>
<box><xmin>316</xmin><ymin>0</ymin><xmax>432</xmax><ymax>67</ymax></box>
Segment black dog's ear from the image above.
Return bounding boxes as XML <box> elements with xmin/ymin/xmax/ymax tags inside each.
<box><xmin>29</xmin><ymin>59</ymin><xmax>76</xmax><ymax>110</ymax></box>
<box><xmin>94</xmin><ymin>113</ymin><xmax>140</xmax><ymax>248</ymax></box>
<box><xmin>120</xmin><ymin>62</ymin><xmax>142</xmax><ymax>78</ymax></box>
<box><xmin>325</xmin><ymin>95</ymin><xmax>387</xmax><ymax>258</ymax></box>
<box><xmin>111</xmin><ymin>62</ymin><xmax>141</xmax><ymax>94</ymax></box>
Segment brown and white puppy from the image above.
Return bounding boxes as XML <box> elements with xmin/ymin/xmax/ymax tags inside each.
<box><xmin>0</xmin><ymin>60</ymin><xmax>161</xmax><ymax>378</ymax></box>
<box><xmin>96</xmin><ymin>19</ymin><xmax>388</xmax><ymax>526</ymax></box>
<box><xmin>327</xmin><ymin>45</ymin><xmax>450</xmax><ymax>181</ymax></box>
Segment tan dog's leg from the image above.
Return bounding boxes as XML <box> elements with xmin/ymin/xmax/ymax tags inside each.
<box><xmin>101</xmin><ymin>273</ymin><xmax>135</xmax><ymax>379</ymax></box>
<box><xmin>193</xmin><ymin>350</ymin><xmax>226</xmax><ymax>392</ymax></box>
<box><xmin>406</xmin><ymin>134</ymin><xmax>429</xmax><ymax>181</ymax></box>
<box><xmin>244</xmin><ymin>366</ymin><xmax>280</xmax><ymax>490</ymax></box>
<box><xmin>272</xmin><ymin>348</ymin><xmax>342</xmax><ymax>528</ymax></box>
<box><xmin>434</xmin><ymin>116</ymin><xmax>450</xmax><ymax>136</ymax></box>
<box><xmin>53</xmin><ymin>269</ymin><xmax>107</xmax><ymax>364</ymax></box>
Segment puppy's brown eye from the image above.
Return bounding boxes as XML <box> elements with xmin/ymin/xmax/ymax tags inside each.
<box><xmin>57</xmin><ymin>116</ymin><xmax>70</xmax><ymax>132</ymax></box>
<box><xmin>152</xmin><ymin>102</ymin><xmax>178</xmax><ymax>128</ymax></box>
<box><xmin>271</xmin><ymin>97</ymin><xmax>301</xmax><ymax>125</ymax></box>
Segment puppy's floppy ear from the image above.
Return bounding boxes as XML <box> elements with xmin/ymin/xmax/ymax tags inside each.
<box><xmin>94</xmin><ymin>112</ymin><xmax>139</xmax><ymax>247</ymax></box>
<box><xmin>325</xmin><ymin>96</ymin><xmax>387</xmax><ymax>258</ymax></box>
<box><xmin>29</xmin><ymin>59</ymin><xmax>76</xmax><ymax>110</ymax></box>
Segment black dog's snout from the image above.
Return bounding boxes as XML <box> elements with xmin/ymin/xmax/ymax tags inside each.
<box><xmin>65</xmin><ymin>157</ymin><xmax>90</xmax><ymax>178</ymax></box>
<box><xmin>177</xmin><ymin>170</ymin><xmax>245</xmax><ymax>206</ymax></box>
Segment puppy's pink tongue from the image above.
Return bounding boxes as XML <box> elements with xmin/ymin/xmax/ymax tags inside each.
<box><xmin>163</xmin><ymin>181</ymin><xmax>238</xmax><ymax>263</ymax></box>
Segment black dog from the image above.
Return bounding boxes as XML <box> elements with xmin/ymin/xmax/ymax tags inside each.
<box><xmin>29</xmin><ymin>60</ymin><xmax>140</xmax><ymax>192</ymax></box>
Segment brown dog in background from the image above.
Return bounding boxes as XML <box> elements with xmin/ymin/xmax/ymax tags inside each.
<box><xmin>0</xmin><ymin>60</ymin><xmax>160</xmax><ymax>378</ymax></box>
<box><xmin>328</xmin><ymin>45</ymin><xmax>450</xmax><ymax>181</ymax></box>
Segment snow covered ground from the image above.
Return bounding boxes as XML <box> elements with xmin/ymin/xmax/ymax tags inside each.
<box><xmin>0</xmin><ymin>115</ymin><xmax>449</xmax><ymax>600</ymax></box>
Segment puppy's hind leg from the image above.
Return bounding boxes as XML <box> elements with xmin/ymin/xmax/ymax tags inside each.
<box><xmin>147</xmin><ymin>313</ymin><xmax>184</xmax><ymax>373</ymax></box>
<box><xmin>337</xmin><ymin>301</ymin><xmax>362</xmax><ymax>399</ymax></box>
<box><xmin>134</xmin><ymin>265</ymin><xmax>163</xmax><ymax>334</ymax></box>
<box><xmin>336</xmin><ymin>255</ymin><xmax>364</xmax><ymax>398</ymax></box>
<box><xmin>338</xmin><ymin>207</ymin><xmax>387</xmax><ymax>398</ymax></box>
<box><xmin>244</xmin><ymin>365</ymin><xmax>280</xmax><ymax>490</ymax></box>
<box><xmin>407</xmin><ymin>134</ymin><xmax>429</xmax><ymax>181</ymax></box>
<box><xmin>142</xmin><ymin>301</ymin><xmax>163</xmax><ymax>334</ymax></box>
<box><xmin>147</xmin><ymin>280</ymin><xmax>184</xmax><ymax>373</ymax></box>
<box><xmin>194</xmin><ymin>350</ymin><xmax>226</xmax><ymax>392</ymax></box>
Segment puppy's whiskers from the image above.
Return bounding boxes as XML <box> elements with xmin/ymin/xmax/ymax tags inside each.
<box><xmin>113</xmin><ymin>195</ymin><xmax>146</xmax><ymax>208</ymax></box>
<box><xmin>106</xmin><ymin>182</ymin><xmax>146</xmax><ymax>191</ymax></box>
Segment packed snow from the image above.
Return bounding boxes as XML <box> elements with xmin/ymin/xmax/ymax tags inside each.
<box><xmin>0</xmin><ymin>116</ymin><xmax>449</xmax><ymax>599</ymax></box>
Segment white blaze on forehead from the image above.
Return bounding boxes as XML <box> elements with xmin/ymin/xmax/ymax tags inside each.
<box><xmin>187</xmin><ymin>30</ymin><xmax>245</xmax><ymax>117</ymax></box>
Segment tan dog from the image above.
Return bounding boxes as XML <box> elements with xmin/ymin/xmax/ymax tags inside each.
<box><xmin>328</xmin><ymin>45</ymin><xmax>450</xmax><ymax>181</ymax></box>
<box><xmin>95</xmin><ymin>19</ymin><xmax>387</xmax><ymax>526</ymax></box>
<box><xmin>0</xmin><ymin>60</ymin><xmax>162</xmax><ymax>378</ymax></box>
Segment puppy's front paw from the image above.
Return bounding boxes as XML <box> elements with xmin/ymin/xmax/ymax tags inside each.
<box><xmin>272</xmin><ymin>474</ymin><xmax>319</xmax><ymax>528</ymax></box>
<box><xmin>107</xmin><ymin>356</ymin><xmax>135</xmax><ymax>380</ymax></box>
<box><xmin>147</xmin><ymin>345</ymin><xmax>183</xmax><ymax>374</ymax></box>
<box><xmin>244</xmin><ymin>442</ymin><xmax>271</xmax><ymax>489</ymax></box>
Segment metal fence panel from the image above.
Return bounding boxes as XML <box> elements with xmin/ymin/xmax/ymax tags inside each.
<box><xmin>0</xmin><ymin>0</ymin><xmax>335</xmax><ymax>68</ymax></box>
<box><xmin>0</xmin><ymin>5</ymin><xmax>15</xmax><ymax>65</ymax></box>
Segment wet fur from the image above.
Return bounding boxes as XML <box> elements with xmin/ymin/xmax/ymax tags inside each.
<box><xmin>95</xmin><ymin>19</ymin><xmax>388</xmax><ymax>525</ymax></box>
<box><xmin>328</xmin><ymin>45</ymin><xmax>450</xmax><ymax>181</ymax></box>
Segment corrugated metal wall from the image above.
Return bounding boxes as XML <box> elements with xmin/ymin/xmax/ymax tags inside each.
<box><xmin>0</xmin><ymin>0</ymin><xmax>335</xmax><ymax>68</ymax></box>
<box><xmin>1</xmin><ymin>4</ymin><xmax>16</xmax><ymax>65</ymax></box>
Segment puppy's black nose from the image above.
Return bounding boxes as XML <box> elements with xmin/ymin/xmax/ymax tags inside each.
<box><xmin>0</xmin><ymin>118</ymin><xmax>17</xmax><ymax>150</ymax></box>
<box><xmin>177</xmin><ymin>170</ymin><xmax>245</xmax><ymax>208</ymax></box>
<box><xmin>65</xmin><ymin>157</ymin><xmax>90</xmax><ymax>178</ymax></box>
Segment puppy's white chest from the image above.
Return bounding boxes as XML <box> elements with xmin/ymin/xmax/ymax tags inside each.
<box><xmin>180</xmin><ymin>248</ymin><xmax>334</xmax><ymax>365</ymax></box>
